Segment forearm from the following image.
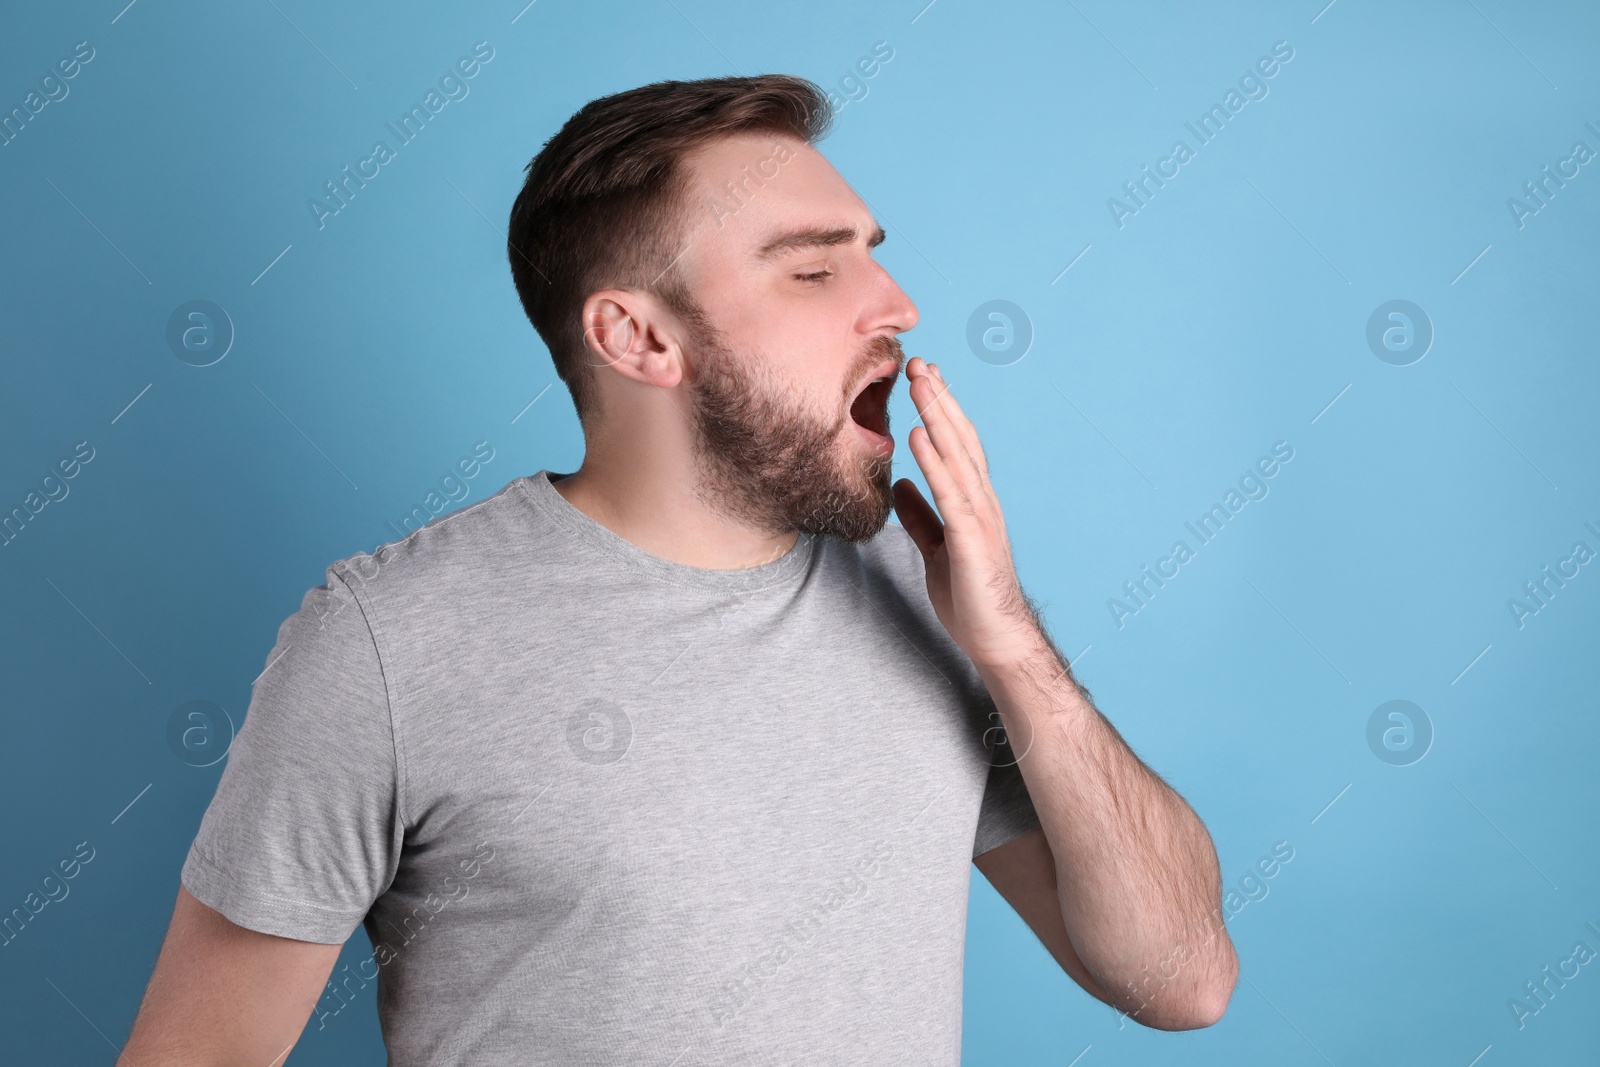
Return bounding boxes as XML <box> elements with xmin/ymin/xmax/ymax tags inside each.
<box><xmin>888</xmin><ymin>355</ymin><xmax>1235</xmax><ymax>1022</ymax></box>
<box><xmin>119</xmin><ymin>887</ymin><xmax>337</xmax><ymax>1066</ymax></box>
<box><xmin>975</xmin><ymin>633</ymin><xmax>1237</xmax><ymax>1026</ymax></box>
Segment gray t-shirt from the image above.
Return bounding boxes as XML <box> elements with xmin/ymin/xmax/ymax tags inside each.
<box><xmin>181</xmin><ymin>469</ymin><xmax>1040</xmax><ymax>1065</ymax></box>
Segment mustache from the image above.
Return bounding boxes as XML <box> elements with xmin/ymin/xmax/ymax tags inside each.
<box><xmin>846</xmin><ymin>334</ymin><xmax>906</xmax><ymax>396</ymax></box>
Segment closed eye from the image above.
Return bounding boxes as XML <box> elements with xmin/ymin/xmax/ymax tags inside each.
<box><xmin>795</xmin><ymin>270</ymin><xmax>833</xmax><ymax>284</ymax></box>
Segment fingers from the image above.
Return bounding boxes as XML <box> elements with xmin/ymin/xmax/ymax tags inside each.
<box><xmin>891</xmin><ymin>478</ymin><xmax>945</xmax><ymax>561</ymax></box>
<box><xmin>906</xmin><ymin>358</ymin><xmax>988</xmax><ymax>509</ymax></box>
<box><xmin>907</xmin><ymin>419</ymin><xmax>968</xmax><ymax>523</ymax></box>
<box><xmin>922</xmin><ymin>361</ymin><xmax>991</xmax><ymax>487</ymax></box>
<box><xmin>907</xmin><ymin>359</ymin><xmax>968</xmax><ymax>483</ymax></box>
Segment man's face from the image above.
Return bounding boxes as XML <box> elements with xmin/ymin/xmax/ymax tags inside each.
<box><xmin>669</xmin><ymin>133</ymin><xmax>920</xmax><ymax>543</ymax></box>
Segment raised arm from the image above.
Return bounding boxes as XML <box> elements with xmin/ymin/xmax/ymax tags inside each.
<box><xmin>893</xmin><ymin>355</ymin><xmax>1237</xmax><ymax>1029</ymax></box>
<box><xmin>118</xmin><ymin>885</ymin><xmax>343</xmax><ymax>1066</ymax></box>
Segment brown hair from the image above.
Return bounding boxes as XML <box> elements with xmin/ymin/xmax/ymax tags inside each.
<box><xmin>506</xmin><ymin>75</ymin><xmax>833</xmax><ymax>430</ymax></box>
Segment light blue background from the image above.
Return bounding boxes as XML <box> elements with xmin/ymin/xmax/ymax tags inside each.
<box><xmin>2</xmin><ymin>1</ymin><xmax>1597</xmax><ymax>1063</ymax></box>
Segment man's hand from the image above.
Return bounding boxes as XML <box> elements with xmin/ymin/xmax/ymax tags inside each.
<box><xmin>890</xmin><ymin>354</ymin><xmax>1238</xmax><ymax>1028</ymax></box>
<box><xmin>892</xmin><ymin>355</ymin><xmax>1044</xmax><ymax>672</ymax></box>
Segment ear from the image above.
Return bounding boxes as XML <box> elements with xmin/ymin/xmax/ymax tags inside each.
<box><xmin>580</xmin><ymin>289</ymin><xmax>684</xmax><ymax>389</ymax></box>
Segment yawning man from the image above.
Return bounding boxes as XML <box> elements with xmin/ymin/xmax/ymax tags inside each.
<box><xmin>122</xmin><ymin>73</ymin><xmax>1238</xmax><ymax>1066</ymax></box>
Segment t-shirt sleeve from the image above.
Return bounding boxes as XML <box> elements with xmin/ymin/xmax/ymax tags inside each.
<box><xmin>180</xmin><ymin>563</ymin><xmax>404</xmax><ymax>944</ymax></box>
<box><xmin>972</xmin><ymin>713</ymin><xmax>1042</xmax><ymax>859</ymax></box>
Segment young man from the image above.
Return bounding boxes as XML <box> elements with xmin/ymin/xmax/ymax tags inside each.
<box><xmin>122</xmin><ymin>75</ymin><xmax>1236</xmax><ymax>1065</ymax></box>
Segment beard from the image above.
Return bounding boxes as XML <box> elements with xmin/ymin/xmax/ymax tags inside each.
<box><xmin>680</xmin><ymin>307</ymin><xmax>902</xmax><ymax>544</ymax></box>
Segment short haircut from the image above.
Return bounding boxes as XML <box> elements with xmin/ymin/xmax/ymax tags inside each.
<box><xmin>506</xmin><ymin>75</ymin><xmax>833</xmax><ymax>429</ymax></box>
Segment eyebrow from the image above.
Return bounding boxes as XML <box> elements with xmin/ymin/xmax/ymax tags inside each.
<box><xmin>753</xmin><ymin>222</ymin><xmax>886</xmax><ymax>262</ymax></box>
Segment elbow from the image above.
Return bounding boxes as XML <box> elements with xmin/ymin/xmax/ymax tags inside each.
<box><xmin>1161</xmin><ymin>958</ymin><xmax>1239</xmax><ymax>1030</ymax></box>
<box><xmin>1133</xmin><ymin>983</ymin><xmax>1234</xmax><ymax>1031</ymax></box>
<box><xmin>1121</xmin><ymin>952</ymin><xmax>1239</xmax><ymax>1031</ymax></box>
<box><xmin>1175</xmin><ymin>981</ymin><xmax>1234</xmax><ymax>1030</ymax></box>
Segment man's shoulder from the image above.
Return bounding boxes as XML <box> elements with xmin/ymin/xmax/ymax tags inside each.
<box><xmin>317</xmin><ymin>474</ymin><xmax>542</xmax><ymax>611</ymax></box>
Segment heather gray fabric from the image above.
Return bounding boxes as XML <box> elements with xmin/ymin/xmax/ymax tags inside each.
<box><xmin>181</xmin><ymin>469</ymin><xmax>1040</xmax><ymax>1065</ymax></box>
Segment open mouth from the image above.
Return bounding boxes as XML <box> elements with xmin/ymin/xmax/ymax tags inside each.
<box><xmin>848</xmin><ymin>372</ymin><xmax>895</xmax><ymax>442</ymax></box>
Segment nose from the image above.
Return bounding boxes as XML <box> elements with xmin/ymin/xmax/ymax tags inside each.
<box><xmin>868</xmin><ymin>258</ymin><xmax>920</xmax><ymax>336</ymax></box>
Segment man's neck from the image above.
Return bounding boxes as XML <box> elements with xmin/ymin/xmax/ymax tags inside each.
<box><xmin>550</xmin><ymin>461</ymin><xmax>800</xmax><ymax>571</ymax></box>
